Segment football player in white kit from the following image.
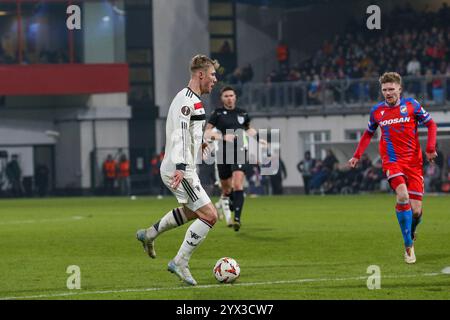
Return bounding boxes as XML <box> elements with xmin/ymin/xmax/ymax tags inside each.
<box><xmin>136</xmin><ymin>55</ymin><xmax>219</xmax><ymax>286</ymax></box>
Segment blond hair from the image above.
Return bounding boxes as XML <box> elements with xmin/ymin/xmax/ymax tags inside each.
<box><xmin>190</xmin><ymin>54</ymin><xmax>220</xmax><ymax>73</ymax></box>
<box><xmin>379</xmin><ymin>72</ymin><xmax>402</xmax><ymax>86</ymax></box>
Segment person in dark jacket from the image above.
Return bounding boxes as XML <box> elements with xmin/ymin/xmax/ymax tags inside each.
<box><xmin>297</xmin><ymin>151</ymin><xmax>316</xmax><ymax>195</ymax></box>
<box><xmin>6</xmin><ymin>154</ymin><xmax>23</xmax><ymax>197</ymax></box>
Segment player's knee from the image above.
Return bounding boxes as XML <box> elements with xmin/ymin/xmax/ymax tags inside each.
<box><xmin>397</xmin><ymin>195</ymin><xmax>409</xmax><ymax>204</ymax></box>
<box><xmin>396</xmin><ymin>191</ymin><xmax>409</xmax><ymax>203</ymax></box>
<box><xmin>208</xmin><ymin>207</ymin><xmax>218</xmax><ymax>225</ymax></box>
<box><xmin>411</xmin><ymin>205</ymin><xmax>422</xmax><ymax>217</ymax></box>
<box><xmin>204</xmin><ymin>204</ymin><xmax>218</xmax><ymax>225</ymax></box>
<box><xmin>412</xmin><ymin>208</ymin><xmax>422</xmax><ymax>217</ymax></box>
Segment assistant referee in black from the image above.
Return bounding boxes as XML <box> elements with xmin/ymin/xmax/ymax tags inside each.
<box><xmin>204</xmin><ymin>86</ymin><xmax>260</xmax><ymax>231</ymax></box>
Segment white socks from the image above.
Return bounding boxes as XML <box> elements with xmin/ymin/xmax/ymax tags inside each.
<box><xmin>174</xmin><ymin>218</ymin><xmax>212</xmax><ymax>266</ymax></box>
<box><xmin>220</xmin><ymin>196</ymin><xmax>232</xmax><ymax>225</ymax></box>
<box><xmin>147</xmin><ymin>208</ymin><xmax>187</xmax><ymax>239</ymax></box>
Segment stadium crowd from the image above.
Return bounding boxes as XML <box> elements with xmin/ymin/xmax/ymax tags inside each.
<box><xmin>297</xmin><ymin>148</ymin><xmax>450</xmax><ymax>195</ymax></box>
<box><xmin>263</xmin><ymin>3</ymin><xmax>450</xmax><ymax>104</ymax></box>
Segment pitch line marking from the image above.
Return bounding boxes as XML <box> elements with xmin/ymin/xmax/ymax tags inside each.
<box><xmin>0</xmin><ymin>216</ymin><xmax>85</xmax><ymax>225</ymax></box>
<box><xmin>0</xmin><ymin>272</ymin><xmax>444</xmax><ymax>300</ymax></box>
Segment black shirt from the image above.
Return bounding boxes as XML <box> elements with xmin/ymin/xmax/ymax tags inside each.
<box><xmin>208</xmin><ymin>107</ymin><xmax>251</xmax><ymax>160</ymax></box>
<box><xmin>208</xmin><ymin>107</ymin><xmax>251</xmax><ymax>133</ymax></box>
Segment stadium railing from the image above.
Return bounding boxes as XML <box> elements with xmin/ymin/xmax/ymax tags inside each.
<box><xmin>215</xmin><ymin>75</ymin><xmax>450</xmax><ymax>115</ymax></box>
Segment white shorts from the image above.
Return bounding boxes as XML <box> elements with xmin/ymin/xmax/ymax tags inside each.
<box><xmin>161</xmin><ymin>170</ymin><xmax>211</xmax><ymax>212</ymax></box>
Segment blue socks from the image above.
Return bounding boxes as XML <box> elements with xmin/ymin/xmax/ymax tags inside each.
<box><xmin>395</xmin><ymin>202</ymin><xmax>413</xmax><ymax>248</ymax></box>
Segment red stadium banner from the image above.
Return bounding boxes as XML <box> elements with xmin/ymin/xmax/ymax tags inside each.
<box><xmin>0</xmin><ymin>64</ymin><xmax>129</xmax><ymax>96</ymax></box>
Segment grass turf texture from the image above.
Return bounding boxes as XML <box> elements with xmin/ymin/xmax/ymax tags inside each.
<box><xmin>0</xmin><ymin>195</ymin><xmax>449</xmax><ymax>300</ymax></box>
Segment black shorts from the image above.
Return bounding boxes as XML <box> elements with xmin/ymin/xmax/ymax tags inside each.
<box><xmin>217</xmin><ymin>164</ymin><xmax>249</xmax><ymax>180</ymax></box>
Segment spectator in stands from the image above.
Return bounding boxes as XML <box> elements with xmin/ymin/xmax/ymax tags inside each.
<box><xmin>323</xmin><ymin>149</ymin><xmax>338</xmax><ymax>172</ymax></box>
<box><xmin>307</xmin><ymin>74</ymin><xmax>321</xmax><ymax>105</ymax></box>
<box><xmin>424</xmin><ymin>68</ymin><xmax>434</xmax><ymax>100</ymax></box>
<box><xmin>406</xmin><ymin>55</ymin><xmax>421</xmax><ymax>75</ymax></box>
<box><xmin>262</xmin><ymin>2</ymin><xmax>449</xmax><ymax>108</ymax></box>
<box><xmin>226</xmin><ymin>67</ymin><xmax>243</xmax><ymax>85</ymax></box>
<box><xmin>276</xmin><ymin>40</ymin><xmax>289</xmax><ymax>69</ymax></box>
<box><xmin>360</xmin><ymin>161</ymin><xmax>383</xmax><ymax>191</ymax></box>
<box><xmin>438</xmin><ymin>2</ymin><xmax>450</xmax><ymax>22</ymax></box>
<box><xmin>297</xmin><ymin>151</ymin><xmax>315</xmax><ymax>195</ymax></box>
<box><xmin>309</xmin><ymin>160</ymin><xmax>328</xmax><ymax>194</ymax></box>
<box><xmin>359</xmin><ymin>153</ymin><xmax>372</xmax><ymax>171</ymax></box>
<box><xmin>341</xmin><ymin>165</ymin><xmax>363</xmax><ymax>194</ymax></box>
<box><xmin>287</xmin><ymin>68</ymin><xmax>301</xmax><ymax>82</ymax></box>
<box><xmin>241</xmin><ymin>63</ymin><xmax>254</xmax><ymax>83</ymax></box>
<box><xmin>323</xmin><ymin>163</ymin><xmax>345</xmax><ymax>194</ymax></box>
<box><xmin>432</xmin><ymin>72</ymin><xmax>445</xmax><ymax>103</ymax></box>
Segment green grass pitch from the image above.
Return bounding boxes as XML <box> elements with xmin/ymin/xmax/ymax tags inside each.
<box><xmin>0</xmin><ymin>194</ymin><xmax>449</xmax><ymax>300</ymax></box>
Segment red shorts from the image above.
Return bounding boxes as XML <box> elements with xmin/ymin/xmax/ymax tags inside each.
<box><xmin>383</xmin><ymin>162</ymin><xmax>424</xmax><ymax>200</ymax></box>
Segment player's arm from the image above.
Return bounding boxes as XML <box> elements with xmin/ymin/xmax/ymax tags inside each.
<box><xmin>246</xmin><ymin>127</ymin><xmax>268</xmax><ymax>147</ymax></box>
<box><xmin>413</xmin><ymin>100</ymin><xmax>437</xmax><ymax>162</ymax></box>
<box><xmin>245</xmin><ymin>127</ymin><xmax>257</xmax><ymax>137</ymax></box>
<box><xmin>243</xmin><ymin>113</ymin><xmax>256</xmax><ymax>137</ymax></box>
<box><xmin>204</xmin><ymin>123</ymin><xmax>222</xmax><ymax>141</ymax></box>
<box><xmin>244</xmin><ymin>113</ymin><xmax>268</xmax><ymax>146</ymax></box>
<box><xmin>170</xmin><ymin>103</ymin><xmax>194</xmax><ymax>189</ymax></box>
<box><xmin>348</xmin><ymin>111</ymin><xmax>377</xmax><ymax>168</ymax></box>
<box><xmin>204</xmin><ymin>109</ymin><xmax>226</xmax><ymax>142</ymax></box>
<box><xmin>424</xmin><ymin>119</ymin><xmax>437</xmax><ymax>162</ymax></box>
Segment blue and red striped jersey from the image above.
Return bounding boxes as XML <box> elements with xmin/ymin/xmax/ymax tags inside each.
<box><xmin>367</xmin><ymin>97</ymin><xmax>432</xmax><ymax>165</ymax></box>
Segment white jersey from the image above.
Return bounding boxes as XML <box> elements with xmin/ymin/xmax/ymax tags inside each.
<box><xmin>160</xmin><ymin>87</ymin><xmax>206</xmax><ymax>174</ymax></box>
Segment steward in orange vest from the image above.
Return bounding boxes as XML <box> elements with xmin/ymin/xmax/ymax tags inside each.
<box><xmin>103</xmin><ymin>155</ymin><xmax>117</xmax><ymax>178</ymax></box>
<box><xmin>117</xmin><ymin>154</ymin><xmax>131</xmax><ymax>195</ymax></box>
<box><xmin>103</xmin><ymin>154</ymin><xmax>117</xmax><ymax>195</ymax></box>
<box><xmin>118</xmin><ymin>158</ymin><xmax>130</xmax><ymax>178</ymax></box>
<box><xmin>276</xmin><ymin>41</ymin><xmax>289</xmax><ymax>68</ymax></box>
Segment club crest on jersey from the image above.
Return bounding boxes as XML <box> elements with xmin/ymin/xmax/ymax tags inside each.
<box><xmin>400</xmin><ymin>105</ymin><xmax>408</xmax><ymax>115</ymax></box>
<box><xmin>181</xmin><ymin>106</ymin><xmax>191</xmax><ymax>116</ymax></box>
<box><xmin>237</xmin><ymin>115</ymin><xmax>245</xmax><ymax>124</ymax></box>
